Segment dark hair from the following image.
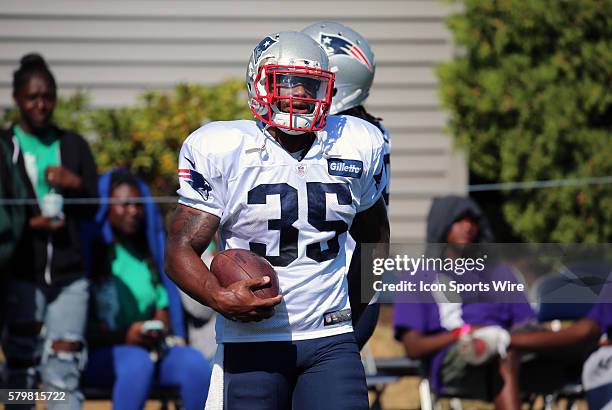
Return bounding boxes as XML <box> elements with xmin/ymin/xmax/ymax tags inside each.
<box><xmin>12</xmin><ymin>53</ymin><xmax>57</xmax><ymax>97</ymax></box>
<box><xmin>110</xmin><ymin>170</ymin><xmax>142</xmax><ymax>196</ymax></box>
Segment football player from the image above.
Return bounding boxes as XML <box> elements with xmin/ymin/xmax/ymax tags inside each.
<box><xmin>302</xmin><ymin>21</ymin><xmax>390</xmax><ymax>348</ymax></box>
<box><xmin>165</xmin><ymin>31</ymin><xmax>389</xmax><ymax>410</ymax></box>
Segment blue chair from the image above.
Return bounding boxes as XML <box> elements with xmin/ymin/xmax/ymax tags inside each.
<box><xmin>533</xmin><ymin>261</ymin><xmax>612</xmax><ymax>321</ymax></box>
<box><xmin>535</xmin><ymin>273</ymin><xmax>596</xmax><ymax>322</ymax></box>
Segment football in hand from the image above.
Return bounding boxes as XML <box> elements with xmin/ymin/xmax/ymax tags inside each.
<box><xmin>210</xmin><ymin>249</ymin><xmax>280</xmax><ymax>299</ymax></box>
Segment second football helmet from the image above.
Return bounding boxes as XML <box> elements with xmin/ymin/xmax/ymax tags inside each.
<box><xmin>302</xmin><ymin>21</ymin><xmax>375</xmax><ymax>114</ymax></box>
<box><xmin>246</xmin><ymin>31</ymin><xmax>335</xmax><ymax>135</ymax></box>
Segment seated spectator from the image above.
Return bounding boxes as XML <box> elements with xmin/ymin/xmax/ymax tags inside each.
<box><xmin>393</xmin><ymin>196</ymin><xmax>536</xmax><ymax>409</ymax></box>
<box><xmin>576</xmin><ymin>303</ymin><xmax>612</xmax><ymax>409</ymax></box>
<box><xmin>82</xmin><ymin>170</ymin><xmax>210</xmax><ymax>410</ymax></box>
<box><xmin>511</xmin><ymin>294</ymin><xmax>611</xmax><ymax>409</ymax></box>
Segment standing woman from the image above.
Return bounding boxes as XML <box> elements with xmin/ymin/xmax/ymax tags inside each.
<box><xmin>0</xmin><ymin>53</ymin><xmax>98</xmax><ymax>409</ymax></box>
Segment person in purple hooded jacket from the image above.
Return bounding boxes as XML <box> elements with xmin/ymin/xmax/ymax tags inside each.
<box><xmin>393</xmin><ymin>196</ymin><xmax>536</xmax><ymax>410</ymax></box>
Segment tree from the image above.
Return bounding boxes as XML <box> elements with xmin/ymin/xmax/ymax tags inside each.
<box><xmin>90</xmin><ymin>81</ymin><xmax>250</xmax><ymax>195</ymax></box>
<box><xmin>438</xmin><ymin>0</ymin><xmax>612</xmax><ymax>242</ymax></box>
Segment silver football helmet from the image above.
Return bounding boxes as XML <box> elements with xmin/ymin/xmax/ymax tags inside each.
<box><xmin>302</xmin><ymin>21</ymin><xmax>376</xmax><ymax>114</ymax></box>
<box><xmin>246</xmin><ymin>31</ymin><xmax>335</xmax><ymax>135</ymax></box>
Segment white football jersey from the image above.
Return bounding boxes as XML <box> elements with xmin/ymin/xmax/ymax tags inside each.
<box><xmin>177</xmin><ymin>115</ymin><xmax>387</xmax><ymax>343</ymax></box>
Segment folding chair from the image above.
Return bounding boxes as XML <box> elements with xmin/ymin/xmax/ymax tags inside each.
<box><xmin>362</xmin><ymin>344</ymin><xmax>421</xmax><ymax>410</ymax></box>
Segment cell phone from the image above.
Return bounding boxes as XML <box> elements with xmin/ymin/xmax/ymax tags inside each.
<box><xmin>141</xmin><ymin>320</ymin><xmax>165</xmax><ymax>333</ymax></box>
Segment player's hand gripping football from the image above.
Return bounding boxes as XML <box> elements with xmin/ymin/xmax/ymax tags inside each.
<box><xmin>213</xmin><ymin>276</ymin><xmax>282</xmax><ymax>323</ymax></box>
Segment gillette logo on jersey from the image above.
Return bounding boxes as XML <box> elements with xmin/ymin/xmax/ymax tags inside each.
<box><xmin>178</xmin><ymin>168</ymin><xmax>212</xmax><ymax>201</ymax></box>
<box><xmin>328</xmin><ymin>159</ymin><xmax>363</xmax><ymax>178</ymax></box>
<box><xmin>320</xmin><ymin>33</ymin><xmax>372</xmax><ymax>71</ymax></box>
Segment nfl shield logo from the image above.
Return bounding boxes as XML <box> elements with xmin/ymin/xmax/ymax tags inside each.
<box><xmin>296</xmin><ymin>164</ymin><xmax>307</xmax><ymax>178</ymax></box>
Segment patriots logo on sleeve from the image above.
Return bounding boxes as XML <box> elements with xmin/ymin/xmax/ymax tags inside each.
<box><xmin>178</xmin><ymin>166</ymin><xmax>213</xmax><ymax>201</ymax></box>
<box><xmin>320</xmin><ymin>33</ymin><xmax>373</xmax><ymax>71</ymax></box>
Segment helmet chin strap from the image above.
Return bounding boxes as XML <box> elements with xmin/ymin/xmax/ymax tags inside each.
<box><xmin>263</xmin><ymin>121</ymin><xmax>306</xmax><ymax>137</ymax></box>
<box><xmin>268</xmin><ymin>104</ymin><xmax>312</xmax><ymax>135</ymax></box>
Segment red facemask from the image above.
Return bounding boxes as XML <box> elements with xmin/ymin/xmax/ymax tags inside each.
<box><xmin>251</xmin><ymin>64</ymin><xmax>335</xmax><ymax>133</ymax></box>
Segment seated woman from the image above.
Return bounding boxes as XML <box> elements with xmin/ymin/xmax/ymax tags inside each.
<box><xmin>83</xmin><ymin>170</ymin><xmax>211</xmax><ymax>410</ymax></box>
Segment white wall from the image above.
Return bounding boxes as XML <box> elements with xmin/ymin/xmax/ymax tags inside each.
<box><xmin>0</xmin><ymin>0</ymin><xmax>467</xmax><ymax>241</ymax></box>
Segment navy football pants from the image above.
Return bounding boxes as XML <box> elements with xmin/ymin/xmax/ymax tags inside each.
<box><xmin>223</xmin><ymin>332</ymin><xmax>368</xmax><ymax>410</ymax></box>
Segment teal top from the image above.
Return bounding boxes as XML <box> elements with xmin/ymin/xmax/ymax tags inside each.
<box><xmin>14</xmin><ymin>125</ymin><xmax>59</xmax><ymax>201</ymax></box>
<box><xmin>109</xmin><ymin>242</ymin><xmax>169</xmax><ymax>329</ymax></box>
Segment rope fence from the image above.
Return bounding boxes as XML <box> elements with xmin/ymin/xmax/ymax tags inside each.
<box><xmin>0</xmin><ymin>176</ymin><xmax>610</xmax><ymax>206</ymax></box>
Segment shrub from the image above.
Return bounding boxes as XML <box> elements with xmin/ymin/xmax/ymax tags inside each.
<box><xmin>438</xmin><ymin>0</ymin><xmax>612</xmax><ymax>242</ymax></box>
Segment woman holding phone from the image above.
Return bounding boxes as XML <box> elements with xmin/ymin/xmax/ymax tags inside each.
<box><xmin>83</xmin><ymin>169</ymin><xmax>211</xmax><ymax>410</ymax></box>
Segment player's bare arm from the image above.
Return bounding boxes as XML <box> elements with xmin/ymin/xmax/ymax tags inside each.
<box><xmin>347</xmin><ymin>197</ymin><xmax>390</xmax><ymax>324</ymax></box>
<box><xmin>350</xmin><ymin>196</ymin><xmax>390</xmax><ymax>267</ymax></box>
<box><xmin>165</xmin><ymin>204</ymin><xmax>281</xmax><ymax>322</ymax></box>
